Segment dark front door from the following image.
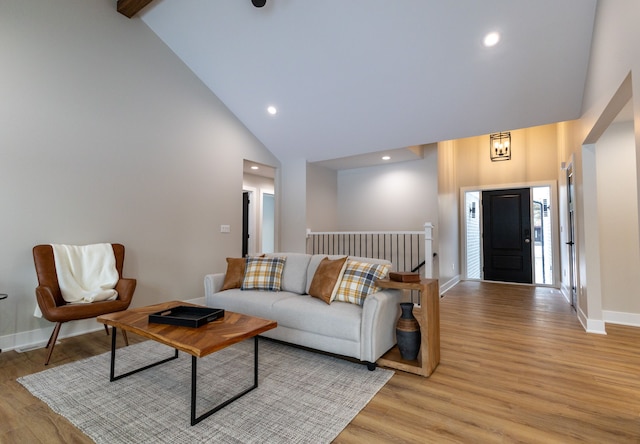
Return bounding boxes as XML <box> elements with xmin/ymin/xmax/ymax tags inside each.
<box><xmin>482</xmin><ymin>188</ymin><xmax>533</xmax><ymax>283</ymax></box>
<box><xmin>242</xmin><ymin>192</ymin><xmax>249</xmax><ymax>257</ymax></box>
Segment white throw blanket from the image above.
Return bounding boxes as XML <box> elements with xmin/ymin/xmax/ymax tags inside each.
<box><xmin>52</xmin><ymin>243</ymin><xmax>119</xmax><ymax>303</ymax></box>
<box><xmin>34</xmin><ymin>243</ymin><xmax>119</xmax><ymax>318</ymax></box>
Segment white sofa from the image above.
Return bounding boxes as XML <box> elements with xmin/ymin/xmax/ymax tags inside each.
<box><xmin>204</xmin><ymin>253</ymin><xmax>402</xmax><ymax>369</ymax></box>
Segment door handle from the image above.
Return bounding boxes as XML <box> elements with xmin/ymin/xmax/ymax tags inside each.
<box><xmin>566</xmin><ymin>241</ymin><xmax>575</xmax><ymax>246</ymax></box>
<box><xmin>525</xmin><ymin>239</ymin><xmax>530</xmax><ymax>243</ymax></box>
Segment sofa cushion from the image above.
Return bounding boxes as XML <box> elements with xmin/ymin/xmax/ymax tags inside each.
<box><xmin>272</xmin><ymin>295</ymin><xmax>362</xmax><ymax>341</ymax></box>
<box><xmin>241</xmin><ymin>256</ymin><xmax>286</xmax><ymax>291</ymax></box>
<box><xmin>209</xmin><ymin>288</ymin><xmax>298</xmax><ymax>320</ymax></box>
<box><xmin>266</xmin><ymin>253</ymin><xmax>311</xmax><ymax>294</ymax></box>
<box><xmin>334</xmin><ymin>260</ymin><xmax>390</xmax><ymax>305</ymax></box>
<box><xmin>221</xmin><ymin>257</ymin><xmax>246</xmax><ymax>290</ymax></box>
<box><xmin>308</xmin><ymin>256</ymin><xmax>348</xmax><ymax>304</ymax></box>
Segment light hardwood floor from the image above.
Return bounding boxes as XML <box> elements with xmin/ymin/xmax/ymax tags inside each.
<box><xmin>337</xmin><ymin>282</ymin><xmax>640</xmax><ymax>443</ymax></box>
<box><xmin>2</xmin><ymin>281</ymin><xmax>640</xmax><ymax>443</ymax></box>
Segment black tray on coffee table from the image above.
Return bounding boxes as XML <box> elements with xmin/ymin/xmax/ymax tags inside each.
<box><xmin>149</xmin><ymin>305</ymin><xmax>224</xmax><ymax>328</ymax></box>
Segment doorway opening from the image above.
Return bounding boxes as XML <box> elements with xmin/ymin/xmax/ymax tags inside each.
<box><xmin>243</xmin><ymin>160</ymin><xmax>276</xmax><ymax>256</ymax></box>
<box><xmin>464</xmin><ymin>184</ymin><xmax>555</xmax><ymax>285</ymax></box>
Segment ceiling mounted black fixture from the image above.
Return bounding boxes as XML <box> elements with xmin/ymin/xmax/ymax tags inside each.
<box><xmin>252</xmin><ymin>0</ymin><xmax>266</xmax><ymax>7</ymax></box>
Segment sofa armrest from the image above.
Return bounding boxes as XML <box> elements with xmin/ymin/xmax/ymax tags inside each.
<box><xmin>360</xmin><ymin>288</ymin><xmax>403</xmax><ymax>362</ymax></box>
<box><xmin>204</xmin><ymin>273</ymin><xmax>226</xmax><ymax>301</ymax></box>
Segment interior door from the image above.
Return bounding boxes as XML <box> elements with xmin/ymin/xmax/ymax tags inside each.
<box><xmin>261</xmin><ymin>193</ymin><xmax>275</xmax><ymax>253</ymax></box>
<box><xmin>482</xmin><ymin>188</ymin><xmax>533</xmax><ymax>283</ymax></box>
<box><xmin>242</xmin><ymin>191</ymin><xmax>249</xmax><ymax>257</ymax></box>
<box><xmin>566</xmin><ymin>166</ymin><xmax>578</xmax><ymax>309</ymax></box>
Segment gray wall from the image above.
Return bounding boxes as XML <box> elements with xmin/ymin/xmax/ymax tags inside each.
<box><xmin>0</xmin><ymin>0</ymin><xmax>278</xmax><ymax>349</ymax></box>
<box><xmin>279</xmin><ymin>158</ymin><xmax>307</xmax><ymax>252</ymax></box>
<box><xmin>336</xmin><ymin>146</ymin><xmax>438</xmax><ymax>232</ymax></box>
<box><xmin>306</xmin><ymin>163</ymin><xmax>338</xmax><ymax>232</ymax></box>
<box><xmin>595</xmin><ymin>121</ymin><xmax>640</xmax><ymax>315</ymax></box>
<box><xmin>437</xmin><ymin>140</ymin><xmax>459</xmax><ymax>291</ymax></box>
<box><xmin>304</xmin><ymin>150</ymin><xmax>440</xmax><ymax>282</ymax></box>
<box><xmin>568</xmin><ymin>0</ymin><xmax>640</xmax><ymax>329</ymax></box>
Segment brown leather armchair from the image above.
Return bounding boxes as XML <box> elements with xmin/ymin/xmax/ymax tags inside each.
<box><xmin>33</xmin><ymin>243</ymin><xmax>137</xmax><ymax>365</ymax></box>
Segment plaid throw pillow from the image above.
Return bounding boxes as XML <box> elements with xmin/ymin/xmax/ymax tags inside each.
<box><xmin>241</xmin><ymin>256</ymin><xmax>286</xmax><ymax>291</ymax></box>
<box><xmin>334</xmin><ymin>260</ymin><xmax>390</xmax><ymax>305</ymax></box>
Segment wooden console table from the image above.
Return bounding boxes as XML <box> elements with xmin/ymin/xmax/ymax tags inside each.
<box><xmin>376</xmin><ymin>278</ymin><xmax>440</xmax><ymax>377</ymax></box>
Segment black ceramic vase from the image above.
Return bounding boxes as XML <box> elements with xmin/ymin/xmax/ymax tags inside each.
<box><xmin>396</xmin><ymin>302</ymin><xmax>421</xmax><ymax>361</ymax></box>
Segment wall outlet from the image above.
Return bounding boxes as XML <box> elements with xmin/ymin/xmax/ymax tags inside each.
<box><xmin>220</xmin><ymin>225</ymin><xmax>230</xmax><ymax>233</ymax></box>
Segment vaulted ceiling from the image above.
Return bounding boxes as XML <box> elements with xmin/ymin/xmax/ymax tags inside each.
<box><xmin>127</xmin><ymin>0</ymin><xmax>597</xmax><ymax>166</ymax></box>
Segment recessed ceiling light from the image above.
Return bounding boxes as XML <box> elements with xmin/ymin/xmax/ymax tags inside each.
<box><xmin>267</xmin><ymin>106</ymin><xmax>277</xmax><ymax>115</ymax></box>
<box><xmin>251</xmin><ymin>165</ymin><xmax>259</xmax><ymax>170</ymax></box>
<box><xmin>483</xmin><ymin>32</ymin><xmax>500</xmax><ymax>47</ymax></box>
<box><xmin>382</xmin><ymin>156</ymin><xmax>391</xmax><ymax>161</ymax></box>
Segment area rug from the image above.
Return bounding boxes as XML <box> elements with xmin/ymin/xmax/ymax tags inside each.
<box><xmin>18</xmin><ymin>339</ymin><xmax>393</xmax><ymax>443</ymax></box>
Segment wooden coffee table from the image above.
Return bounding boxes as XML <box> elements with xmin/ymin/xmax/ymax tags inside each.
<box><xmin>97</xmin><ymin>301</ymin><xmax>277</xmax><ymax>425</ymax></box>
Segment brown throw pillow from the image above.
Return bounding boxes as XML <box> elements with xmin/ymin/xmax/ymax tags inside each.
<box><xmin>221</xmin><ymin>257</ymin><xmax>246</xmax><ymax>290</ymax></box>
<box><xmin>308</xmin><ymin>256</ymin><xmax>348</xmax><ymax>304</ymax></box>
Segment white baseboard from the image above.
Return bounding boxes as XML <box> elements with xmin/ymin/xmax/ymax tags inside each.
<box><xmin>1</xmin><ymin>318</ymin><xmax>103</xmax><ymax>353</ymax></box>
<box><xmin>4</xmin><ymin>297</ymin><xmax>632</xmax><ymax>352</ymax></box>
<box><xmin>571</xmin><ymin>300</ymin><xmax>640</xmax><ymax>333</ymax></box>
<box><xmin>603</xmin><ymin>310</ymin><xmax>640</xmax><ymax>328</ymax></box>
<box><xmin>1</xmin><ymin>297</ymin><xmax>208</xmax><ymax>353</ymax></box>
<box><xmin>559</xmin><ymin>284</ymin><xmax>571</xmax><ymax>304</ymax></box>
<box><xmin>577</xmin><ymin>306</ymin><xmax>607</xmax><ymax>334</ymax></box>
<box><xmin>439</xmin><ymin>275</ymin><xmax>461</xmax><ymax>296</ymax></box>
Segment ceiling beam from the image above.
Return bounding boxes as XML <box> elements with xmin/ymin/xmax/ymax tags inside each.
<box><xmin>117</xmin><ymin>0</ymin><xmax>156</xmax><ymax>18</ymax></box>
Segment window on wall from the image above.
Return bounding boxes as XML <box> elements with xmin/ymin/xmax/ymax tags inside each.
<box><xmin>465</xmin><ymin>191</ymin><xmax>481</xmax><ymax>279</ymax></box>
<box><xmin>532</xmin><ymin>186</ymin><xmax>553</xmax><ymax>285</ymax></box>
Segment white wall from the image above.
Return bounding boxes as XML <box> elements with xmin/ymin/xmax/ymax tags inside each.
<box><xmin>336</xmin><ymin>145</ymin><xmax>438</xmax><ymax>232</ymax></box>
<box><xmin>595</xmin><ymin>120</ymin><xmax>640</xmax><ymax>314</ymax></box>
<box><xmin>455</xmin><ymin>125</ymin><xmax>560</xmax><ymax>188</ymax></box>
<box><xmin>0</xmin><ymin>0</ymin><xmax>279</xmax><ymax>349</ymax></box>
<box><xmin>579</xmin><ymin>144</ymin><xmax>605</xmax><ymax>331</ymax></box>
<box><xmin>306</xmin><ymin>163</ymin><xmax>338</xmax><ymax>231</ymax></box>
<box><xmin>305</xmin><ymin>150</ymin><xmax>440</xmax><ymax>281</ymax></box>
<box><xmin>566</xmin><ymin>0</ymin><xmax>640</xmax><ymax>328</ymax></box>
<box><xmin>580</xmin><ymin>2</ymin><xmax>640</xmax><ymax>140</ymax></box>
<box><xmin>279</xmin><ymin>158</ymin><xmax>307</xmax><ymax>252</ymax></box>
<box><xmin>437</xmin><ymin>140</ymin><xmax>459</xmax><ymax>290</ymax></box>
